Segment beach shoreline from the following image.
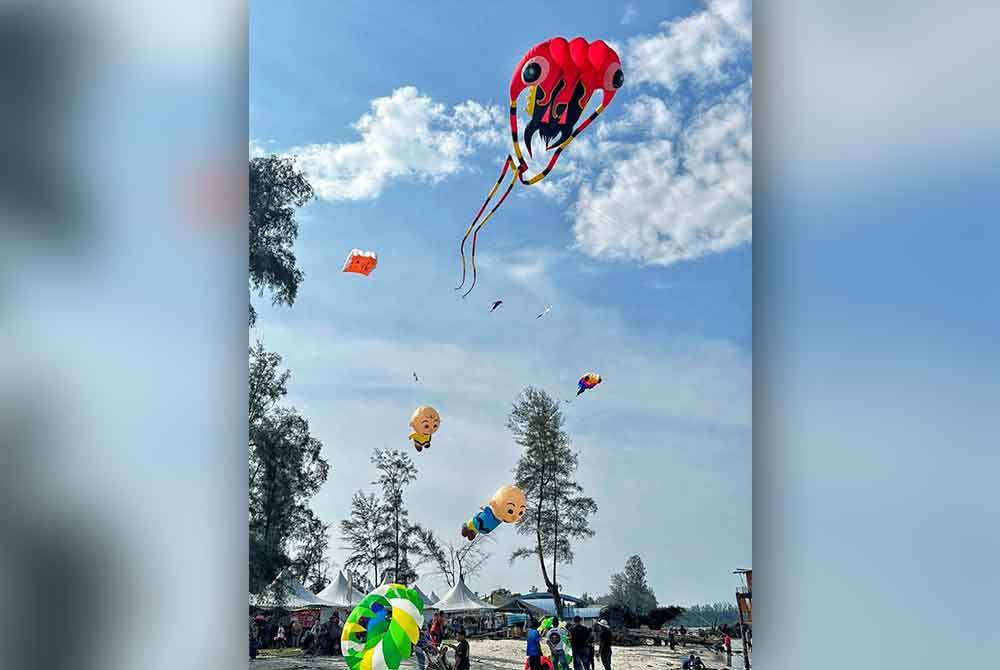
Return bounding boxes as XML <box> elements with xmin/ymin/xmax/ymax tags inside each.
<box><xmin>249</xmin><ymin>638</ymin><xmax>738</xmax><ymax>669</ymax></box>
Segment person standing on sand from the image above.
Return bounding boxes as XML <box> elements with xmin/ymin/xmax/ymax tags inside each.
<box><xmin>526</xmin><ymin>626</ymin><xmax>543</xmax><ymax>670</ymax></box>
<box><xmin>454</xmin><ymin>629</ymin><xmax>471</xmax><ymax>670</ymax></box>
<box><xmin>569</xmin><ymin>616</ymin><xmax>591</xmax><ymax>670</ymax></box>
<box><xmin>596</xmin><ymin>619</ymin><xmax>612</xmax><ymax>670</ymax></box>
<box><xmin>274</xmin><ymin>623</ymin><xmax>286</xmax><ymax>649</ymax></box>
<box><xmin>329</xmin><ymin>613</ymin><xmax>343</xmax><ymax>656</ymax></box>
<box><xmin>546</xmin><ymin>618</ymin><xmax>570</xmax><ymax>670</ymax></box>
<box><xmin>723</xmin><ymin>633</ymin><xmax>732</xmax><ymax>666</ymax></box>
<box><xmin>430</xmin><ymin>611</ymin><xmax>445</xmax><ymax>648</ymax></box>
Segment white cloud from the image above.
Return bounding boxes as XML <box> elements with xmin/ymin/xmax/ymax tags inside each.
<box><xmin>477</xmin><ymin>248</ymin><xmax>561</xmax><ymax>286</ymax></box>
<box><xmin>572</xmin><ymin>82</ymin><xmax>751</xmax><ymax>265</ymax></box>
<box><xmin>286</xmin><ymin>87</ymin><xmax>505</xmax><ymax>202</ymax></box>
<box><xmin>621</xmin><ymin>4</ymin><xmax>638</xmax><ymax>25</ymax></box>
<box><xmin>519</xmin><ymin>1</ymin><xmax>752</xmax><ymax>265</ymax></box>
<box><xmin>626</xmin><ymin>0</ymin><xmax>750</xmax><ymax>90</ymax></box>
<box><xmin>596</xmin><ymin>95</ymin><xmax>680</xmax><ymax>140</ymax></box>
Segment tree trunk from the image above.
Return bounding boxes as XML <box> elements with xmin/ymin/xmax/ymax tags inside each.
<box><xmin>551</xmin><ymin>502</ymin><xmax>563</xmax><ymax>618</ymax></box>
<box><xmin>394</xmin><ymin>501</ymin><xmax>400</xmax><ymax>581</ymax></box>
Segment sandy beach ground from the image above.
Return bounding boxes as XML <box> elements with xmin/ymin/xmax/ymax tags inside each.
<box><xmin>250</xmin><ymin>638</ymin><xmax>741</xmax><ymax>670</ymax></box>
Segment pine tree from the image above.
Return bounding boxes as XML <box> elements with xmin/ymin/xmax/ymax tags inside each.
<box><xmin>508</xmin><ymin>387</ymin><xmax>597</xmax><ymax>618</ymax></box>
<box><xmin>249</xmin><ymin>344</ymin><xmax>329</xmax><ymax>593</ymax></box>
<box><xmin>608</xmin><ymin>555</ymin><xmax>658</xmax><ymax>615</ymax></box>
<box><xmin>290</xmin><ymin>512</ymin><xmax>332</xmax><ymax>593</ymax></box>
<box><xmin>249</xmin><ymin>155</ymin><xmax>314</xmax><ymax>326</ymax></box>
<box><xmin>371</xmin><ymin>449</ymin><xmax>418</xmax><ymax>583</ymax></box>
<box><xmin>340</xmin><ymin>491</ymin><xmax>390</xmax><ymax>586</ymax></box>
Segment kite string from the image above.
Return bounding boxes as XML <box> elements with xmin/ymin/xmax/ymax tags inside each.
<box><xmin>456</xmin><ymin>155</ymin><xmax>514</xmax><ymax>291</ymax></box>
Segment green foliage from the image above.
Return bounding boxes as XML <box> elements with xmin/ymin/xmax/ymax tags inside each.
<box><xmin>645</xmin><ymin>606</ymin><xmax>685</xmax><ymax>629</ymax></box>
<box><xmin>607</xmin><ymin>555</ymin><xmax>658</xmax><ymax>615</ymax></box>
<box><xmin>410</xmin><ymin>525</ymin><xmax>492</xmax><ymax>587</ymax></box>
<box><xmin>672</xmin><ymin>602</ymin><xmax>740</xmax><ymax>628</ymax></box>
<box><xmin>508</xmin><ymin>387</ymin><xmax>598</xmax><ymax>617</ymax></box>
<box><xmin>371</xmin><ymin>448</ymin><xmax>419</xmax><ymax>583</ymax></box>
<box><xmin>345</xmin><ymin>568</ymin><xmax>373</xmax><ymax>594</ymax></box>
<box><xmin>249</xmin><ymin>155</ymin><xmax>314</xmax><ymax>326</ymax></box>
<box><xmin>290</xmin><ymin>513</ymin><xmax>332</xmax><ymax>593</ymax></box>
<box><xmin>249</xmin><ymin>342</ymin><xmax>330</xmax><ymax>593</ymax></box>
<box><xmin>340</xmin><ymin>491</ymin><xmax>390</xmax><ymax>586</ymax></box>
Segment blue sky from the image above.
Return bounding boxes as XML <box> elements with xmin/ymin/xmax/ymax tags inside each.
<box><xmin>251</xmin><ymin>0</ymin><xmax>751</xmax><ymax>604</ymax></box>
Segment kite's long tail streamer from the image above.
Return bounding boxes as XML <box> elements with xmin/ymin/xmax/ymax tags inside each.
<box><xmin>465</xmin><ymin>170</ymin><xmax>518</xmax><ymax>298</ymax></box>
<box><xmin>456</xmin><ymin>155</ymin><xmax>518</xmax><ymax>296</ymax></box>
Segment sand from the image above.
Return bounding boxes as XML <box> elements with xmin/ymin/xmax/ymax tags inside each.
<box><xmin>250</xmin><ymin>638</ymin><xmax>741</xmax><ymax>670</ymax></box>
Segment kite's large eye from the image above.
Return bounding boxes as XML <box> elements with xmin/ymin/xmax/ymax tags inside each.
<box><xmin>521</xmin><ymin>56</ymin><xmax>550</xmax><ymax>85</ymax></box>
<box><xmin>603</xmin><ymin>62</ymin><xmax>624</xmax><ymax>90</ymax></box>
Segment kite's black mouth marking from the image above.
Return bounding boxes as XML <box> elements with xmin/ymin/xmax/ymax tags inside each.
<box><xmin>523</xmin><ymin>80</ymin><xmax>587</xmax><ymax>156</ymax></box>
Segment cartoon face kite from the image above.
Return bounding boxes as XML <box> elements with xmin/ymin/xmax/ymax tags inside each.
<box><xmin>408</xmin><ymin>405</ymin><xmax>440</xmax><ymax>453</ymax></box>
<box><xmin>577</xmin><ymin>373</ymin><xmax>602</xmax><ymax>396</ymax></box>
<box><xmin>455</xmin><ymin>37</ymin><xmax>623</xmax><ymax>297</ymax></box>
<box><xmin>461</xmin><ymin>484</ymin><xmax>527</xmax><ymax>541</ymax></box>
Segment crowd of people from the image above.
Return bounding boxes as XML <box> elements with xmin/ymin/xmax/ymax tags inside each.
<box><xmin>250</xmin><ymin>607</ymin><xmax>745</xmax><ymax>669</ymax></box>
<box><xmin>248</xmin><ymin>611</ymin><xmax>344</xmax><ymax>659</ymax></box>
<box><xmin>524</xmin><ymin>616</ymin><xmax>614</xmax><ymax>670</ymax></box>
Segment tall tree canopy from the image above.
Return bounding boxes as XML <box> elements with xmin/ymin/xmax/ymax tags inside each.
<box><xmin>371</xmin><ymin>449</ymin><xmax>419</xmax><ymax>584</ymax></box>
<box><xmin>249</xmin><ymin>155</ymin><xmax>314</xmax><ymax>327</ymax></box>
<box><xmin>290</xmin><ymin>513</ymin><xmax>332</xmax><ymax>594</ymax></box>
<box><xmin>608</xmin><ymin>554</ymin><xmax>658</xmax><ymax>615</ymax></box>
<box><xmin>248</xmin><ymin>343</ymin><xmax>330</xmax><ymax>593</ymax></box>
<box><xmin>340</xmin><ymin>491</ymin><xmax>389</xmax><ymax>587</ymax></box>
<box><xmin>411</xmin><ymin>525</ymin><xmax>493</xmax><ymax>588</ymax></box>
<box><xmin>508</xmin><ymin>387</ymin><xmax>598</xmax><ymax>617</ymax></box>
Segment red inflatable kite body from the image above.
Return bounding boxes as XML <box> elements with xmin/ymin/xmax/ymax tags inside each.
<box><xmin>457</xmin><ymin>37</ymin><xmax>623</xmax><ymax>296</ymax></box>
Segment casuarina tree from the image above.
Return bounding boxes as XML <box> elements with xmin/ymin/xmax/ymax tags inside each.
<box><xmin>249</xmin><ymin>154</ymin><xmax>314</xmax><ymax>326</ymax></box>
<box><xmin>608</xmin><ymin>554</ymin><xmax>658</xmax><ymax>615</ymax></box>
<box><xmin>341</xmin><ymin>491</ymin><xmax>390</xmax><ymax>587</ymax></box>
<box><xmin>508</xmin><ymin>386</ymin><xmax>597</xmax><ymax>618</ymax></box>
<box><xmin>371</xmin><ymin>448</ymin><xmax>419</xmax><ymax>583</ymax></box>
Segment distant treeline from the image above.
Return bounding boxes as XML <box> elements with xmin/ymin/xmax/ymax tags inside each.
<box><xmin>671</xmin><ymin>602</ymin><xmax>740</xmax><ymax>627</ymax></box>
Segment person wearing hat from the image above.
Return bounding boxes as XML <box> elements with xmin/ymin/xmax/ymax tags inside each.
<box><xmin>596</xmin><ymin>620</ymin><xmax>613</xmax><ymax>670</ymax></box>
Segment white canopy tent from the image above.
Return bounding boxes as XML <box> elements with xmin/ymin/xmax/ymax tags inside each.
<box><xmin>253</xmin><ymin>571</ymin><xmax>337</xmax><ymax>610</ymax></box>
<box><xmin>412</xmin><ymin>584</ymin><xmax>436</xmax><ymax>609</ymax></box>
<box><xmin>430</xmin><ymin>591</ymin><xmax>441</xmax><ymax>605</ymax></box>
<box><xmin>431</xmin><ymin>577</ymin><xmax>498</xmax><ymax>635</ymax></box>
<box><xmin>315</xmin><ymin>570</ymin><xmax>364</xmax><ymax>607</ymax></box>
<box><xmin>431</xmin><ymin>577</ymin><xmax>496</xmax><ymax>612</ymax></box>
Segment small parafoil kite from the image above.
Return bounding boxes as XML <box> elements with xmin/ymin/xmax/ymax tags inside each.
<box><xmin>461</xmin><ymin>484</ymin><xmax>527</xmax><ymax>541</ymax></box>
<box><xmin>577</xmin><ymin>373</ymin><xmax>602</xmax><ymax>396</ymax></box>
<box><xmin>343</xmin><ymin>249</ymin><xmax>378</xmax><ymax>276</ymax></box>
<box><xmin>456</xmin><ymin>37</ymin><xmax>624</xmax><ymax>296</ymax></box>
<box><xmin>341</xmin><ymin>583</ymin><xmax>424</xmax><ymax>670</ymax></box>
<box><xmin>409</xmin><ymin>406</ymin><xmax>440</xmax><ymax>453</ymax></box>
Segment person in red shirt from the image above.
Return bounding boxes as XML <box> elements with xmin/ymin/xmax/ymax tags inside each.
<box><xmin>723</xmin><ymin>633</ymin><xmax>732</xmax><ymax>666</ymax></box>
<box><xmin>430</xmin><ymin>611</ymin><xmax>445</xmax><ymax>648</ymax></box>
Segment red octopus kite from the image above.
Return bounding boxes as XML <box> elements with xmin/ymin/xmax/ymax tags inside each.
<box><xmin>456</xmin><ymin>37</ymin><xmax>624</xmax><ymax>296</ymax></box>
